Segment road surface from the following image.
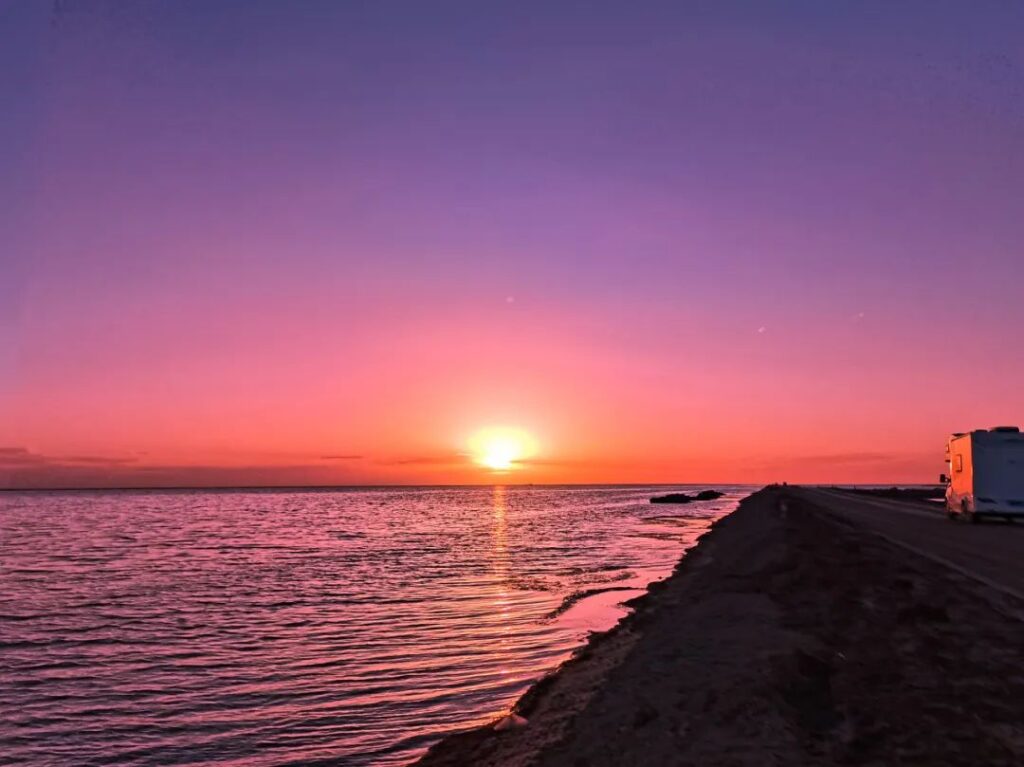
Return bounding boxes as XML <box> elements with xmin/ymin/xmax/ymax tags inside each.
<box><xmin>796</xmin><ymin>487</ymin><xmax>1024</xmax><ymax>603</ymax></box>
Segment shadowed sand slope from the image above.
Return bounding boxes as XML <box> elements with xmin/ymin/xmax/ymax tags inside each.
<box><xmin>417</xmin><ymin>487</ymin><xmax>1024</xmax><ymax>766</ymax></box>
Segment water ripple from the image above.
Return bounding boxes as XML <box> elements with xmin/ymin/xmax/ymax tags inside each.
<box><xmin>0</xmin><ymin>484</ymin><xmax>747</xmax><ymax>765</ymax></box>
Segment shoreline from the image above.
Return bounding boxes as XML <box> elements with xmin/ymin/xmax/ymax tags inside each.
<box><xmin>417</xmin><ymin>486</ymin><xmax>1024</xmax><ymax>766</ymax></box>
<box><xmin>415</xmin><ymin>489</ymin><xmax>765</xmax><ymax>766</ymax></box>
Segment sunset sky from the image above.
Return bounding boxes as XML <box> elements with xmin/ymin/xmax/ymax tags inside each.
<box><xmin>2</xmin><ymin>1</ymin><xmax>1023</xmax><ymax>488</ymax></box>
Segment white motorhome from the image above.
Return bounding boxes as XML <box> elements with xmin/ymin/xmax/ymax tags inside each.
<box><xmin>943</xmin><ymin>427</ymin><xmax>1024</xmax><ymax>522</ymax></box>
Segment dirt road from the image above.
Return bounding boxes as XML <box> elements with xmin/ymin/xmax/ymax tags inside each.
<box><xmin>799</xmin><ymin>487</ymin><xmax>1024</xmax><ymax>603</ymax></box>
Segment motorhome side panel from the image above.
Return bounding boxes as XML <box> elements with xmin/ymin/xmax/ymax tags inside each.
<box><xmin>972</xmin><ymin>432</ymin><xmax>1024</xmax><ymax>505</ymax></box>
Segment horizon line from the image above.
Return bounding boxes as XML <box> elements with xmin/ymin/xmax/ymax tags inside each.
<box><xmin>0</xmin><ymin>481</ymin><xmax>941</xmax><ymax>493</ymax></box>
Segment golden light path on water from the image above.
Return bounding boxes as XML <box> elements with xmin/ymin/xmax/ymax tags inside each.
<box><xmin>1</xmin><ymin>485</ymin><xmax>750</xmax><ymax>766</ymax></box>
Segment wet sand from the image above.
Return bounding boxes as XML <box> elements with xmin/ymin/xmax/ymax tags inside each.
<box><xmin>416</xmin><ymin>487</ymin><xmax>1024</xmax><ymax>766</ymax></box>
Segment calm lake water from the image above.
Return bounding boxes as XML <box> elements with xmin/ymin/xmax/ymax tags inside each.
<box><xmin>1</xmin><ymin>485</ymin><xmax>749</xmax><ymax>766</ymax></box>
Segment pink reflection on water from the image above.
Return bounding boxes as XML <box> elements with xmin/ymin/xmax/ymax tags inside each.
<box><xmin>0</xmin><ymin>485</ymin><xmax>744</xmax><ymax>766</ymax></box>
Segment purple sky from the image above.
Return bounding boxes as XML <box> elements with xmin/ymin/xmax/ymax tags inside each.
<box><xmin>2</xmin><ymin>1</ymin><xmax>1023</xmax><ymax>487</ymax></box>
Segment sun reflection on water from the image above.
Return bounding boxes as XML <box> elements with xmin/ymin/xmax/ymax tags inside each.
<box><xmin>491</xmin><ymin>486</ymin><xmax>513</xmax><ymax>681</ymax></box>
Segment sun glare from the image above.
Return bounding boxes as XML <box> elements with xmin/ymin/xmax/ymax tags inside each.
<box><xmin>468</xmin><ymin>427</ymin><xmax>537</xmax><ymax>472</ymax></box>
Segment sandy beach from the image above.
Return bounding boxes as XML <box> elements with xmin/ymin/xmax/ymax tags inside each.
<box><xmin>417</xmin><ymin>487</ymin><xmax>1024</xmax><ymax>766</ymax></box>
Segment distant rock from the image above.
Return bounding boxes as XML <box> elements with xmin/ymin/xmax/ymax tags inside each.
<box><xmin>651</xmin><ymin>493</ymin><xmax>695</xmax><ymax>504</ymax></box>
<box><xmin>650</xmin><ymin>490</ymin><xmax>723</xmax><ymax>504</ymax></box>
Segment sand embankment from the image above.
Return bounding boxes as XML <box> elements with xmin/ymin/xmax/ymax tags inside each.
<box><xmin>416</xmin><ymin>487</ymin><xmax>1024</xmax><ymax>766</ymax></box>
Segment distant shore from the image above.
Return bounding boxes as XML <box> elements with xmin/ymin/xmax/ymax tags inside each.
<box><xmin>416</xmin><ymin>487</ymin><xmax>1024</xmax><ymax>766</ymax></box>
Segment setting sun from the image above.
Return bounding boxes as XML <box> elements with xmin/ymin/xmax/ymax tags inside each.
<box><xmin>467</xmin><ymin>427</ymin><xmax>538</xmax><ymax>472</ymax></box>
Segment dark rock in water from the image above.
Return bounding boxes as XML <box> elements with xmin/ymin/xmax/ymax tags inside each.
<box><xmin>650</xmin><ymin>490</ymin><xmax>723</xmax><ymax>504</ymax></box>
<box><xmin>651</xmin><ymin>493</ymin><xmax>694</xmax><ymax>504</ymax></box>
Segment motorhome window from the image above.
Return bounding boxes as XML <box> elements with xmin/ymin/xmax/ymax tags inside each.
<box><xmin>955</xmin><ymin>454</ymin><xmax>963</xmax><ymax>472</ymax></box>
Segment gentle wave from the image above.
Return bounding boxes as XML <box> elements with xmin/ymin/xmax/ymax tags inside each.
<box><xmin>0</xmin><ymin>485</ymin><xmax>748</xmax><ymax>765</ymax></box>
